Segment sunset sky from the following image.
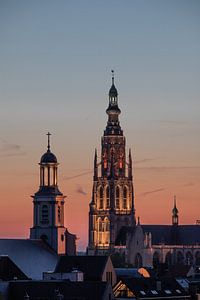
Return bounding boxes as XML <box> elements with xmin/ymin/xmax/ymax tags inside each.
<box><xmin>0</xmin><ymin>0</ymin><xmax>200</xmax><ymax>250</ymax></box>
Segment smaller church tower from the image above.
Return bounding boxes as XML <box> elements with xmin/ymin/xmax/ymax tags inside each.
<box><xmin>172</xmin><ymin>195</ymin><xmax>179</xmax><ymax>226</ymax></box>
<box><xmin>30</xmin><ymin>133</ymin><xmax>66</xmax><ymax>254</ymax></box>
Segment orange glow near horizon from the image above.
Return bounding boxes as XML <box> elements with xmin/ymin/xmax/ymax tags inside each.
<box><xmin>0</xmin><ymin>154</ymin><xmax>199</xmax><ymax>251</ymax></box>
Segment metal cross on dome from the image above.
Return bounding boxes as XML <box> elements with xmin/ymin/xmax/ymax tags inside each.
<box><xmin>47</xmin><ymin>132</ymin><xmax>51</xmax><ymax>151</ymax></box>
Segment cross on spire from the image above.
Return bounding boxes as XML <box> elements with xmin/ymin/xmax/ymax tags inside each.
<box><xmin>47</xmin><ymin>132</ymin><xmax>51</xmax><ymax>151</ymax></box>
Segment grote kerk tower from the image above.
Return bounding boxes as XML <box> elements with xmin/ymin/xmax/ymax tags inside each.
<box><xmin>88</xmin><ymin>72</ymin><xmax>136</xmax><ymax>255</ymax></box>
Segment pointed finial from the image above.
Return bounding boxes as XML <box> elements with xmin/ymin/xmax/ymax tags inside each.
<box><xmin>174</xmin><ymin>195</ymin><xmax>176</xmax><ymax>207</ymax></box>
<box><xmin>46</xmin><ymin>132</ymin><xmax>51</xmax><ymax>152</ymax></box>
<box><xmin>137</xmin><ymin>216</ymin><xmax>140</xmax><ymax>225</ymax></box>
<box><xmin>111</xmin><ymin>69</ymin><xmax>114</xmax><ymax>85</ymax></box>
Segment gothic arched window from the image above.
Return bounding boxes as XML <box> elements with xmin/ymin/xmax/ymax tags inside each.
<box><xmin>123</xmin><ymin>186</ymin><xmax>127</xmax><ymax>209</ymax></box>
<box><xmin>116</xmin><ymin>186</ymin><xmax>120</xmax><ymax>209</ymax></box>
<box><xmin>41</xmin><ymin>205</ymin><xmax>49</xmax><ymax>224</ymax></box>
<box><xmin>104</xmin><ymin>217</ymin><xmax>110</xmax><ymax>231</ymax></box>
<box><xmin>98</xmin><ymin>218</ymin><xmax>102</xmax><ymax>231</ymax></box>
<box><xmin>99</xmin><ymin>186</ymin><xmax>103</xmax><ymax>209</ymax></box>
<box><xmin>106</xmin><ymin>186</ymin><xmax>110</xmax><ymax>208</ymax></box>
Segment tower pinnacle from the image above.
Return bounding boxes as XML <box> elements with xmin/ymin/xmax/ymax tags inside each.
<box><xmin>172</xmin><ymin>195</ymin><xmax>179</xmax><ymax>226</ymax></box>
<box><xmin>47</xmin><ymin>132</ymin><xmax>51</xmax><ymax>152</ymax></box>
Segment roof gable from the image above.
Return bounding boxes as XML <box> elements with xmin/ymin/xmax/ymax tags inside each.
<box><xmin>55</xmin><ymin>255</ymin><xmax>109</xmax><ymax>281</ymax></box>
<box><xmin>0</xmin><ymin>256</ymin><xmax>28</xmax><ymax>281</ymax></box>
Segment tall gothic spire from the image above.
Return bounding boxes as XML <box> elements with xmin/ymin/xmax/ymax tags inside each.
<box><xmin>105</xmin><ymin>70</ymin><xmax>122</xmax><ymax>136</ymax></box>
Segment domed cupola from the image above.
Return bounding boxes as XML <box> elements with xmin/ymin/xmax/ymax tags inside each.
<box><xmin>40</xmin><ymin>147</ymin><xmax>57</xmax><ymax>164</ymax></box>
<box><xmin>40</xmin><ymin>132</ymin><xmax>58</xmax><ymax>165</ymax></box>
<box><xmin>36</xmin><ymin>133</ymin><xmax>62</xmax><ymax>196</ymax></box>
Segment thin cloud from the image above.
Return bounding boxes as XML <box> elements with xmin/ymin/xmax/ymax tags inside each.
<box><xmin>0</xmin><ymin>139</ymin><xmax>26</xmax><ymax>157</ymax></box>
<box><xmin>183</xmin><ymin>182</ymin><xmax>195</xmax><ymax>187</ymax></box>
<box><xmin>135</xmin><ymin>166</ymin><xmax>200</xmax><ymax>171</ymax></box>
<box><xmin>134</xmin><ymin>158</ymin><xmax>162</xmax><ymax>165</ymax></box>
<box><xmin>76</xmin><ymin>185</ymin><xmax>87</xmax><ymax>196</ymax></box>
<box><xmin>139</xmin><ymin>188</ymin><xmax>165</xmax><ymax>197</ymax></box>
<box><xmin>64</xmin><ymin>170</ymin><xmax>92</xmax><ymax>181</ymax></box>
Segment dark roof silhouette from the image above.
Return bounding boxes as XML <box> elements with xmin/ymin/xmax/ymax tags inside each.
<box><xmin>0</xmin><ymin>256</ymin><xmax>28</xmax><ymax>281</ymax></box>
<box><xmin>40</xmin><ymin>150</ymin><xmax>57</xmax><ymax>164</ymax></box>
<box><xmin>8</xmin><ymin>280</ymin><xmax>113</xmax><ymax>300</ymax></box>
<box><xmin>0</xmin><ymin>239</ymin><xmax>58</xmax><ymax>279</ymax></box>
<box><xmin>114</xmin><ymin>277</ymin><xmax>190</xmax><ymax>299</ymax></box>
<box><xmin>142</xmin><ymin>225</ymin><xmax>200</xmax><ymax>245</ymax></box>
<box><xmin>55</xmin><ymin>256</ymin><xmax>109</xmax><ymax>281</ymax></box>
<box><xmin>34</xmin><ymin>185</ymin><xmax>63</xmax><ymax>196</ymax></box>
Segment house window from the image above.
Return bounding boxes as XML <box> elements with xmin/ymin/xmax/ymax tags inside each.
<box><xmin>123</xmin><ymin>187</ymin><xmax>127</xmax><ymax>209</ymax></box>
<box><xmin>41</xmin><ymin>205</ymin><xmax>49</xmax><ymax>224</ymax></box>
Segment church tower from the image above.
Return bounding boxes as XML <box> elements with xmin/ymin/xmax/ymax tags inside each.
<box><xmin>172</xmin><ymin>195</ymin><xmax>179</xmax><ymax>226</ymax></box>
<box><xmin>88</xmin><ymin>72</ymin><xmax>136</xmax><ymax>255</ymax></box>
<box><xmin>30</xmin><ymin>133</ymin><xmax>66</xmax><ymax>254</ymax></box>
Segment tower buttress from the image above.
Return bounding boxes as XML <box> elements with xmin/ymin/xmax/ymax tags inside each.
<box><xmin>128</xmin><ymin>148</ymin><xmax>133</xmax><ymax>180</ymax></box>
<box><xmin>93</xmin><ymin>148</ymin><xmax>98</xmax><ymax>180</ymax></box>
